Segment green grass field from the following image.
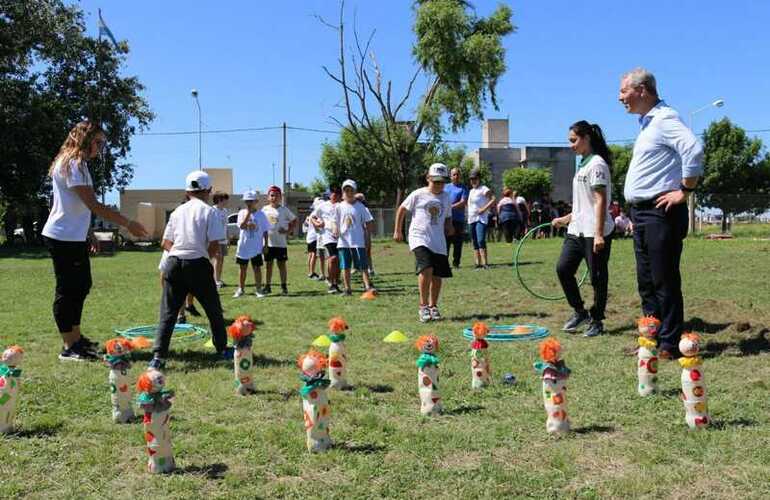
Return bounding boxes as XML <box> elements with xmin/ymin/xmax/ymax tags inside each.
<box><xmin>1</xmin><ymin>237</ymin><xmax>770</xmax><ymax>499</ymax></box>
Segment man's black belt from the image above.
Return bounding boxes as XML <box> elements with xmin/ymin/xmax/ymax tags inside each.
<box><xmin>630</xmin><ymin>199</ymin><xmax>657</xmax><ymax>210</ymax></box>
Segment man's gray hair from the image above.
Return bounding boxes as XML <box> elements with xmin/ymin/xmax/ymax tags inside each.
<box><xmin>622</xmin><ymin>67</ymin><xmax>658</xmax><ymax>97</ymax></box>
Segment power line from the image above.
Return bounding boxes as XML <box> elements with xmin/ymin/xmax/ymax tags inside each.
<box><xmin>137</xmin><ymin>126</ymin><xmax>282</xmax><ymax>136</ymax></box>
<box><xmin>135</xmin><ymin>123</ymin><xmax>770</xmax><ymax>144</ymax></box>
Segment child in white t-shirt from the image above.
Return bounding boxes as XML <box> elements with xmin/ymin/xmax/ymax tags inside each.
<box><xmin>233</xmin><ymin>190</ymin><xmax>270</xmax><ymax>298</ymax></box>
<box><xmin>336</xmin><ymin>179</ymin><xmax>375</xmax><ymax>295</ymax></box>
<box><xmin>393</xmin><ymin>163</ymin><xmax>453</xmax><ymax>323</ymax></box>
<box><xmin>304</xmin><ymin>196</ymin><xmax>324</xmax><ymax>280</ymax></box>
<box><xmin>261</xmin><ymin>185</ymin><xmax>297</xmax><ymax>295</ymax></box>
<box><xmin>211</xmin><ymin>191</ymin><xmax>230</xmax><ymax>288</ymax></box>
<box><xmin>311</xmin><ymin>189</ymin><xmax>342</xmax><ymax>293</ymax></box>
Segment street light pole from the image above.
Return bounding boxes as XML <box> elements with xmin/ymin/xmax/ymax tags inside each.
<box><xmin>688</xmin><ymin>98</ymin><xmax>725</xmax><ymax>234</ymax></box>
<box><xmin>191</xmin><ymin>89</ymin><xmax>202</xmax><ymax>169</ymax></box>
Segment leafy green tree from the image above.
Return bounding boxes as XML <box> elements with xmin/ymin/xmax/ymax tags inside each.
<box><xmin>700</xmin><ymin>118</ymin><xmax>770</xmax><ymax>232</ymax></box>
<box><xmin>0</xmin><ymin>0</ymin><xmax>153</xmax><ymax>244</ymax></box>
<box><xmin>502</xmin><ymin>168</ymin><xmax>552</xmax><ymax>201</ymax></box>
<box><xmin>320</xmin><ymin>0</ymin><xmax>513</xmax><ymax>206</ymax></box>
<box><xmin>609</xmin><ymin>144</ymin><xmax>633</xmax><ymax>205</ymax></box>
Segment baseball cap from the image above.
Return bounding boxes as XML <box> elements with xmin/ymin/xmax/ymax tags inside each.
<box><xmin>427</xmin><ymin>163</ymin><xmax>449</xmax><ymax>181</ymax></box>
<box><xmin>469</xmin><ymin>167</ymin><xmax>481</xmax><ymax>179</ymax></box>
<box><xmin>242</xmin><ymin>190</ymin><xmax>257</xmax><ymax>201</ymax></box>
<box><xmin>185</xmin><ymin>170</ymin><xmax>211</xmax><ymax>191</ymax></box>
<box><xmin>267</xmin><ymin>185</ymin><xmax>282</xmax><ymax>195</ymax></box>
<box><xmin>342</xmin><ymin>179</ymin><xmax>357</xmax><ymax>191</ymax></box>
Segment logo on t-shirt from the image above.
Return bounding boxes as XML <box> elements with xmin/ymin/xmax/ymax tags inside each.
<box><xmin>426</xmin><ymin>200</ymin><xmax>442</xmax><ymax>225</ymax></box>
<box><xmin>342</xmin><ymin>214</ymin><xmax>353</xmax><ymax>233</ymax></box>
<box><xmin>267</xmin><ymin>214</ymin><xmax>278</xmax><ymax>225</ymax></box>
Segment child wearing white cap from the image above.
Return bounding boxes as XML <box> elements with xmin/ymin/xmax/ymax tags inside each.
<box><xmin>393</xmin><ymin>163</ymin><xmax>454</xmax><ymax>322</ymax></box>
<box><xmin>150</xmin><ymin>171</ymin><xmax>232</xmax><ymax>369</ymax></box>
<box><xmin>233</xmin><ymin>190</ymin><xmax>270</xmax><ymax>298</ymax></box>
<box><xmin>336</xmin><ymin>179</ymin><xmax>375</xmax><ymax>295</ymax></box>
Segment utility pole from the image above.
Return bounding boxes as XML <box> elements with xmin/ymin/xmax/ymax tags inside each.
<box><xmin>282</xmin><ymin>122</ymin><xmax>287</xmax><ymax>206</ymax></box>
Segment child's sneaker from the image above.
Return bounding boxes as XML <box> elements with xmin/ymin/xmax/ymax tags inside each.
<box><xmin>281</xmin><ymin>285</ymin><xmax>289</xmax><ymax>296</ymax></box>
<box><xmin>58</xmin><ymin>339</ymin><xmax>99</xmax><ymax>362</ymax></box>
<box><xmin>216</xmin><ymin>280</ymin><xmax>224</xmax><ymax>289</ymax></box>
<box><xmin>255</xmin><ymin>288</ymin><xmax>266</xmax><ymax>298</ymax></box>
<box><xmin>327</xmin><ymin>283</ymin><xmax>339</xmax><ymax>294</ymax></box>
<box><xmin>429</xmin><ymin>306</ymin><xmax>442</xmax><ymax>321</ymax></box>
<box><xmin>368</xmin><ymin>267</ymin><xmax>376</xmax><ymax>276</ymax></box>
<box><xmin>584</xmin><ymin>320</ymin><xmax>604</xmax><ymax>338</ymax></box>
<box><xmin>263</xmin><ymin>285</ymin><xmax>272</xmax><ymax>295</ymax></box>
<box><xmin>233</xmin><ymin>288</ymin><xmax>244</xmax><ymax>298</ymax></box>
<box><xmin>419</xmin><ymin>306</ymin><xmax>432</xmax><ymax>323</ymax></box>
<box><xmin>308</xmin><ymin>273</ymin><xmax>320</xmax><ymax>280</ymax></box>
<box><xmin>343</xmin><ymin>288</ymin><xmax>353</xmax><ymax>297</ymax></box>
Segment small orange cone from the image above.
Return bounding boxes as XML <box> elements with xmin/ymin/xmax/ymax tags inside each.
<box><xmin>360</xmin><ymin>289</ymin><xmax>377</xmax><ymax>300</ymax></box>
<box><xmin>129</xmin><ymin>336</ymin><xmax>152</xmax><ymax>350</ymax></box>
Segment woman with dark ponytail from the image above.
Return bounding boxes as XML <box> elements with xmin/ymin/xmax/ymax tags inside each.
<box><xmin>551</xmin><ymin>121</ymin><xmax>615</xmax><ymax>337</ymax></box>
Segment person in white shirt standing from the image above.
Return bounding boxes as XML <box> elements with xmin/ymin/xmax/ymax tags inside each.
<box><xmin>393</xmin><ymin>163</ymin><xmax>454</xmax><ymax>322</ymax></box>
<box><xmin>150</xmin><ymin>171</ymin><xmax>232</xmax><ymax>370</ymax></box>
<box><xmin>233</xmin><ymin>190</ymin><xmax>270</xmax><ymax>298</ymax></box>
<box><xmin>210</xmin><ymin>191</ymin><xmax>230</xmax><ymax>288</ymax></box>
<box><xmin>42</xmin><ymin>120</ymin><xmax>147</xmax><ymax>362</ymax></box>
<box><xmin>261</xmin><ymin>185</ymin><xmax>297</xmax><ymax>295</ymax></box>
<box><xmin>467</xmin><ymin>168</ymin><xmax>496</xmax><ymax>269</ymax></box>
<box><xmin>311</xmin><ymin>188</ymin><xmax>342</xmax><ymax>294</ymax></box>
<box><xmin>336</xmin><ymin>179</ymin><xmax>375</xmax><ymax>296</ymax></box>
<box><xmin>552</xmin><ymin>121</ymin><xmax>615</xmax><ymax>338</ymax></box>
<box><xmin>304</xmin><ymin>195</ymin><xmax>324</xmax><ymax>280</ymax></box>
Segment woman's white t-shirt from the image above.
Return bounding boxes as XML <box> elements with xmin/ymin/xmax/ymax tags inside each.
<box><xmin>236</xmin><ymin>209</ymin><xmax>270</xmax><ymax>259</ymax></box>
<box><xmin>336</xmin><ymin>200</ymin><xmax>373</xmax><ymax>249</ymax></box>
<box><xmin>42</xmin><ymin>159</ymin><xmax>93</xmax><ymax>242</ymax></box>
<box><xmin>311</xmin><ymin>201</ymin><xmax>339</xmax><ymax>246</ymax></box>
<box><xmin>400</xmin><ymin>187</ymin><xmax>451</xmax><ymax>255</ymax></box>
<box><xmin>467</xmin><ymin>185</ymin><xmax>492</xmax><ymax>224</ymax></box>
<box><xmin>567</xmin><ymin>155</ymin><xmax>615</xmax><ymax>238</ymax></box>
<box><xmin>304</xmin><ymin>198</ymin><xmax>323</xmax><ymax>244</ymax></box>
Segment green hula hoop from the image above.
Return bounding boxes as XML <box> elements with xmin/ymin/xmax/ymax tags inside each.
<box><xmin>514</xmin><ymin>222</ymin><xmax>589</xmax><ymax>301</ymax></box>
<box><xmin>462</xmin><ymin>324</ymin><xmax>550</xmax><ymax>342</ymax></box>
<box><xmin>114</xmin><ymin>324</ymin><xmax>209</xmax><ymax>342</ymax></box>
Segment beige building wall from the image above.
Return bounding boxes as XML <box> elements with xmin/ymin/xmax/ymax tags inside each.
<box><xmin>204</xmin><ymin>168</ymin><xmax>234</xmax><ymax>194</ymax></box>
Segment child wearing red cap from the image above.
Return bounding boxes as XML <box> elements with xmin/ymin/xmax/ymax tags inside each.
<box><xmin>261</xmin><ymin>186</ymin><xmax>297</xmax><ymax>295</ymax></box>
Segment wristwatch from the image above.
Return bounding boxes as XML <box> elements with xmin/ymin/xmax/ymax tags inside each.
<box><xmin>680</xmin><ymin>183</ymin><xmax>695</xmax><ymax>193</ymax></box>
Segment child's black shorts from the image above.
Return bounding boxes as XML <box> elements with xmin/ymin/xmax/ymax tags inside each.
<box><xmin>265</xmin><ymin>246</ymin><xmax>288</xmax><ymax>262</ymax></box>
<box><xmin>413</xmin><ymin>246</ymin><xmax>452</xmax><ymax>278</ymax></box>
<box><xmin>236</xmin><ymin>255</ymin><xmax>263</xmax><ymax>267</ymax></box>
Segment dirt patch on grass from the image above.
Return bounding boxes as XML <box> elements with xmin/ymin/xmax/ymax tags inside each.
<box><xmin>437</xmin><ymin>450</ymin><xmax>484</xmax><ymax>470</ymax></box>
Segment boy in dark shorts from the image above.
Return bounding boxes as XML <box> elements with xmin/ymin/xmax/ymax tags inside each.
<box><xmin>393</xmin><ymin>163</ymin><xmax>454</xmax><ymax>322</ymax></box>
<box><xmin>233</xmin><ymin>190</ymin><xmax>270</xmax><ymax>298</ymax></box>
<box><xmin>261</xmin><ymin>186</ymin><xmax>297</xmax><ymax>295</ymax></box>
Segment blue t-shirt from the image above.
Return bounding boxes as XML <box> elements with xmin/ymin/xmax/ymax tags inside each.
<box><xmin>444</xmin><ymin>183</ymin><xmax>469</xmax><ymax>222</ymax></box>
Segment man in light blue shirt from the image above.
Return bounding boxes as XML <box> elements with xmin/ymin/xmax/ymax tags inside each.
<box><xmin>619</xmin><ymin>67</ymin><xmax>703</xmax><ymax>358</ymax></box>
<box><xmin>444</xmin><ymin>168</ymin><xmax>469</xmax><ymax>268</ymax></box>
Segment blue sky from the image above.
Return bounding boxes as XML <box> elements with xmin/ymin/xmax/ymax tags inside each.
<box><xmin>77</xmin><ymin>0</ymin><xmax>770</xmax><ymax>205</ymax></box>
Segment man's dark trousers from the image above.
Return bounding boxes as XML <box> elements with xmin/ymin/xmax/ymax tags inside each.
<box><xmin>630</xmin><ymin>202</ymin><xmax>688</xmax><ymax>355</ymax></box>
<box><xmin>447</xmin><ymin>220</ymin><xmax>466</xmax><ymax>267</ymax></box>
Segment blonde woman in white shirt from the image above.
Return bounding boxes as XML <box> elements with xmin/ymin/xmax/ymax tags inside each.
<box><xmin>467</xmin><ymin>168</ymin><xmax>496</xmax><ymax>269</ymax></box>
<box><xmin>552</xmin><ymin>121</ymin><xmax>615</xmax><ymax>338</ymax></box>
<box><xmin>41</xmin><ymin>120</ymin><xmax>147</xmax><ymax>362</ymax></box>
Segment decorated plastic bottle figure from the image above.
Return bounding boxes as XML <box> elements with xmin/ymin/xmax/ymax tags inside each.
<box><xmin>415</xmin><ymin>335</ymin><xmax>442</xmax><ymax>416</ymax></box>
<box><xmin>327</xmin><ymin>316</ymin><xmax>351</xmax><ymax>390</ymax></box>
<box><xmin>679</xmin><ymin>332</ymin><xmax>710</xmax><ymax>429</ymax></box>
<box><xmin>298</xmin><ymin>351</ymin><xmax>332</xmax><ymax>452</ymax></box>
<box><xmin>534</xmin><ymin>339</ymin><xmax>571</xmax><ymax>434</ymax></box>
<box><xmin>470</xmin><ymin>322</ymin><xmax>491</xmax><ymax>389</ymax></box>
<box><xmin>228</xmin><ymin>315</ymin><xmax>257</xmax><ymax>395</ymax></box>
<box><xmin>137</xmin><ymin>368</ymin><xmax>175</xmax><ymax>473</ymax></box>
<box><xmin>0</xmin><ymin>345</ymin><xmax>23</xmax><ymax>434</ymax></box>
<box><xmin>104</xmin><ymin>338</ymin><xmax>135</xmax><ymax>423</ymax></box>
<box><xmin>637</xmin><ymin>316</ymin><xmax>661</xmax><ymax>396</ymax></box>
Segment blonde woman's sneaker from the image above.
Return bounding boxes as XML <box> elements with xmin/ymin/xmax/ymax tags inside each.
<box><xmin>562</xmin><ymin>310</ymin><xmax>590</xmax><ymax>332</ymax></box>
<box><xmin>419</xmin><ymin>306</ymin><xmax>432</xmax><ymax>323</ymax></box>
<box><xmin>233</xmin><ymin>288</ymin><xmax>245</xmax><ymax>298</ymax></box>
<box><xmin>429</xmin><ymin>306</ymin><xmax>442</xmax><ymax>321</ymax></box>
<box><xmin>58</xmin><ymin>339</ymin><xmax>99</xmax><ymax>362</ymax></box>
